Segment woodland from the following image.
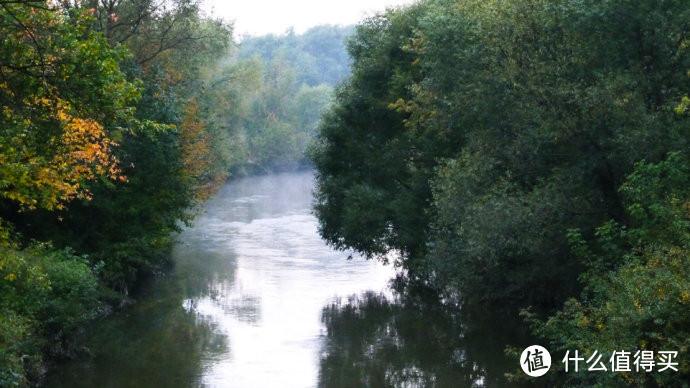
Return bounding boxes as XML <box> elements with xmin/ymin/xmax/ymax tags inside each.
<box><xmin>2</xmin><ymin>0</ymin><xmax>690</xmax><ymax>386</ymax></box>
<box><xmin>0</xmin><ymin>1</ymin><xmax>347</xmax><ymax>384</ymax></box>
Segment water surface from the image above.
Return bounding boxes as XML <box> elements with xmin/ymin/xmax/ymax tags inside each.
<box><xmin>44</xmin><ymin>171</ymin><xmax>526</xmax><ymax>387</ymax></box>
<box><xmin>44</xmin><ymin>172</ymin><xmax>394</xmax><ymax>387</ymax></box>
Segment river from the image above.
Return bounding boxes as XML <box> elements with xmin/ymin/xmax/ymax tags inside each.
<box><xmin>44</xmin><ymin>171</ymin><xmax>524</xmax><ymax>387</ymax></box>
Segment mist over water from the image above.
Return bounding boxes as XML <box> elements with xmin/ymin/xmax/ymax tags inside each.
<box><xmin>179</xmin><ymin>172</ymin><xmax>395</xmax><ymax>387</ymax></box>
<box><xmin>44</xmin><ymin>171</ymin><xmax>525</xmax><ymax>387</ymax></box>
<box><xmin>44</xmin><ymin>171</ymin><xmax>395</xmax><ymax>387</ymax></box>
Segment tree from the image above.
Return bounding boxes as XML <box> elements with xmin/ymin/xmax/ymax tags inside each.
<box><xmin>427</xmin><ymin>0</ymin><xmax>690</xmax><ymax>305</ymax></box>
<box><xmin>312</xmin><ymin>0</ymin><xmax>690</xmax><ymax>309</ymax></box>
<box><xmin>310</xmin><ymin>4</ymin><xmax>430</xmax><ymax>277</ymax></box>
<box><xmin>530</xmin><ymin>151</ymin><xmax>690</xmax><ymax>386</ymax></box>
<box><xmin>238</xmin><ymin>25</ymin><xmax>353</xmax><ymax>87</ymax></box>
<box><xmin>0</xmin><ymin>3</ymin><xmax>135</xmax><ymax>213</ymax></box>
<box><xmin>0</xmin><ymin>3</ymin><xmax>141</xmax><ymax>383</ymax></box>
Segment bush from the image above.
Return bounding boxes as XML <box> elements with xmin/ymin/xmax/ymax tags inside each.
<box><xmin>0</xmin><ymin>244</ymin><xmax>102</xmax><ymax>386</ymax></box>
<box><xmin>530</xmin><ymin>151</ymin><xmax>690</xmax><ymax>386</ymax></box>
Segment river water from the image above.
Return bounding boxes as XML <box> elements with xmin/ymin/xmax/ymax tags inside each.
<box><xmin>44</xmin><ymin>171</ymin><xmax>524</xmax><ymax>387</ymax></box>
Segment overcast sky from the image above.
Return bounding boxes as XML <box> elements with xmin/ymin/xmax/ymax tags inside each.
<box><xmin>202</xmin><ymin>0</ymin><xmax>416</xmax><ymax>38</ymax></box>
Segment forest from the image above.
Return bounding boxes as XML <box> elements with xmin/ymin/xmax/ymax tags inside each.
<box><xmin>0</xmin><ymin>0</ymin><xmax>347</xmax><ymax>385</ymax></box>
<box><xmin>310</xmin><ymin>0</ymin><xmax>690</xmax><ymax>385</ymax></box>
<box><xmin>3</xmin><ymin>0</ymin><xmax>690</xmax><ymax>386</ymax></box>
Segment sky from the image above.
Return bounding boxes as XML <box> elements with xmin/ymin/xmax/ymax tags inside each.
<box><xmin>201</xmin><ymin>0</ymin><xmax>416</xmax><ymax>38</ymax></box>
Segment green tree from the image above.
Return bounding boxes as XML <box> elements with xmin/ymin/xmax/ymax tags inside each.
<box><xmin>530</xmin><ymin>151</ymin><xmax>690</xmax><ymax>386</ymax></box>
<box><xmin>214</xmin><ymin>29</ymin><xmax>342</xmax><ymax>176</ymax></box>
<box><xmin>427</xmin><ymin>0</ymin><xmax>690</xmax><ymax>306</ymax></box>
<box><xmin>8</xmin><ymin>0</ymin><xmax>234</xmax><ymax>291</ymax></box>
<box><xmin>238</xmin><ymin>24</ymin><xmax>353</xmax><ymax>87</ymax></box>
<box><xmin>311</xmin><ymin>4</ymin><xmax>430</xmax><ymax>277</ymax></box>
<box><xmin>312</xmin><ymin>0</ymin><xmax>690</xmax><ymax>309</ymax></box>
<box><xmin>0</xmin><ymin>2</ymin><xmax>233</xmax><ymax>382</ymax></box>
<box><xmin>0</xmin><ymin>3</ymin><xmax>136</xmax><ymax>213</ymax></box>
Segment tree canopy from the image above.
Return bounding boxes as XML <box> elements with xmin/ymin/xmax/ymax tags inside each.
<box><xmin>311</xmin><ymin>0</ymin><xmax>690</xmax><ymax>384</ymax></box>
<box><xmin>0</xmin><ymin>1</ymin><xmax>233</xmax><ymax>384</ymax></box>
<box><xmin>0</xmin><ymin>1</ymin><xmax>353</xmax><ymax>381</ymax></box>
<box><xmin>205</xmin><ymin>25</ymin><xmax>351</xmax><ymax>175</ymax></box>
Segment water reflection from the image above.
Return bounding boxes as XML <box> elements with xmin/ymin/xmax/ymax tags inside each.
<box><xmin>179</xmin><ymin>173</ymin><xmax>395</xmax><ymax>388</ymax></box>
<box><xmin>44</xmin><ymin>284</ymin><xmax>229</xmax><ymax>388</ymax></box>
<box><xmin>318</xmin><ymin>292</ymin><xmax>532</xmax><ymax>388</ymax></box>
<box><xmin>44</xmin><ymin>172</ymin><xmax>395</xmax><ymax>387</ymax></box>
<box><xmin>44</xmin><ymin>172</ymin><xmax>530</xmax><ymax>387</ymax></box>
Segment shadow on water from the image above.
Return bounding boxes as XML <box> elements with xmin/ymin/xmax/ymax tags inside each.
<box><xmin>42</xmin><ymin>172</ymin><xmax>539</xmax><ymax>387</ymax></box>
<box><xmin>42</xmin><ymin>233</ymin><xmax>237</xmax><ymax>388</ymax></box>
<box><xmin>42</xmin><ymin>172</ymin><xmax>395</xmax><ymax>387</ymax></box>
<box><xmin>318</xmin><ymin>291</ymin><xmax>536</xmax><ymax>388</ymax></box>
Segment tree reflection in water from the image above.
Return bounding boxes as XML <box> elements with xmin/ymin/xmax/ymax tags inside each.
<box><xmin>41</xmin><ymin>242</ymin><xmax>234</xmax><ymax>388</ymax></box>
<box><xmin>319</xmin><ymin>291</ymin><xmax>534</xmax><ymax>388</ymax></box>
<box><xmin>42</xmin><ymin>293</ymin><xmax>229</xmax><ymax>388</ymax></box>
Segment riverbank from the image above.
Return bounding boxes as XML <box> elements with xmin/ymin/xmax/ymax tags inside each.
<box><xmin>41</xmin><ymin>171</ymin><xmax>397</xmax><ymax>387</ymax></box>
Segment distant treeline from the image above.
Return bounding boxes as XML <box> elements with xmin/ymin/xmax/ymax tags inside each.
<box><xmin>310</xmin><ymin>0</ymin><xmax>690</xmax><ymax>385</ymax></box>
<box><xmin>0</xmin><ymin>0</ymin><xmax>349</xmax><ymax>384</ymax></box>
<box><xmin>238</xmin><ymin>25</ymin><xmax>353</xmax><ymax>87</ymax></box>
<box><xmin>219</xmin><ymin>25</ymin><xmax>352</xmax><ymax>174</ymax></box>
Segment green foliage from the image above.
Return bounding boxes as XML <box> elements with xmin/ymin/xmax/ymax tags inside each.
<box><xmin>0</xmin><ymin>244</ymin><xmax>101</xmax><ymax>386</ymax></box>
<box><xmin>531</xmin><ymin>151</ymin><xmax>690</xmax><ymax>386</ymax></box>
<box><xmin>0</xmin><ymin>0</ymin><xmax>234</xmax><ymax>383</ymax></box>
<box><xmin>0</xmin><ymin>3</ymin><xmax>138</xmax><ymax>211</ymax></box>
<box><xmin>197</xmin><ymin>56</ymin><xmax>262</xmax><ymax>174</ymax></box>
<box><xmin>312</xmin><ymin>0</ymin><xmax>690</xmax><ymax>309</ymax></box>
<box><xmin>426</xmin><ymin>0</ymin><xmax>690</xmax><ymax>305</ymax></box>
<box><xmin>3</xmin><ymin>0</ymin><xmax>234</xmax><ymax>286</ymax></box>
<box><xmin>30</xmin><ymin>121</ymin><xmax>192</xmax><ymax>290</ymax></box>
<box><xmin>311</xmin><ymin>4</ymin><xmax>690</xmax><ymax>385</ymax></box>
<box><xmin>311</xmin><ymin>3</ymin><xmax>431</xmax><ymax>273</ymax></box>
<box><xmin>205</xmin><ymin>26</ymin><xmax>347</xmax><ymax>176</ymax></box>
<box><xmin>238</xmin><ymin>25</ymin><xmax>353</xmax><ymax>87</ymax></box>
<box><xmin>240</xmin><ymin>58</ymin><xmax>331</xmax><ymax>172</ymax></box>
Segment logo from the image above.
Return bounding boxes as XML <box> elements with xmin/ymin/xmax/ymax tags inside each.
<box><xmin>520</xmin><ymin>345</ymin><xmax>551</xmax><ymax>377</ymax></box>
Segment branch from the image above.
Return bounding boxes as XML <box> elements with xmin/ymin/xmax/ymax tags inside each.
<box><xmin>137</xmin><ymin>34</ymin><xmax>209</xmax><ymax>65</ymax></box>
<box><xmin>0</xmin><ymin>2</ymin><xmax>49</xmax><ymax>81</ymax></box>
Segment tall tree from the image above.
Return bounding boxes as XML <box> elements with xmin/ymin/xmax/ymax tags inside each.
<box><xmin>312</xmin><ymin>0</ymin><xmax>690</xmax><ymax>308</ymax></box>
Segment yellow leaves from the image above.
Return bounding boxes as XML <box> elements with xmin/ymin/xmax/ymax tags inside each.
<box><xmin>46</xmin><ymin>101</ymin><xmax>124</xmax><ymax>205</ymax></box>
<box><xmin>668</xmin><ymin>246</ymin><xmax>683</xmax><ymax>256</ymax></box>
<box><xmin>2</xmin><ymin>106</ymin><xmax>12</xmax><ymax>119</ymax></box>
<box><xmin>579</xmin><ymin>315</ymin><xmax>590</xmax><ymax>327</ymax></box>
<box><xmin>655</xmin><ymin>287</ymin><xmax>667</xmax><ymax>299</ymax></box>
<box><xmin>388</xmin><ymin>98</ymin><xmax>412</xmax><ymax>113</ymax></box>
<box><xmin>0</xmin><ymin>98</ymin><xmax>125</xmax><ymax>211</ymax></box>
<box><xmin>680</xmin><ymin>291</ymin><xmax>690</xmax><ymax>304</ymax></box>
<box><xmin>4</xmin><ymin>273</ymin><xmax>16</xmax><ymax>282</ymax></box>
<box><xmin>633</xmin><ymin>299</ymin><xmax>644</xmax><ymax>314</ymax></box>
<box><xmin>0</xmin><ymin>82</ymin><xmax>15</xmax><ymax>99</ymax></box>
<box><xmin>179</xmin><ymin>99</ymin><xmax>225</xmax><ymax>202</ymax></box>
<box><xmin>675</xmin><ymin>96</ymin><xmax>690</xmax><ymax>115</ymax></box>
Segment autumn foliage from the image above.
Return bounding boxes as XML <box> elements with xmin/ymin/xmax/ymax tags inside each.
<box><xmin>1</xmin><ymin>98</ymin><xmax>123</xmax><ymax>211</ymax></box>
<box><xmin>180</xmin><ymin>99</ymin><xmax>227</xmax><ymax>202</ymax></box>
<box><xmin>0</xmin><ymin>1</ymin><xmax>232</xmax><ymax>385</ymax></box>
